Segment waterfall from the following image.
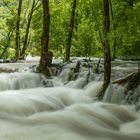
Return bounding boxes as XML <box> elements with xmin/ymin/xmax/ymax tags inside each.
<box><xmin>0</xmin><ymin>72</ymin><xmax>43</xmax><ymax>91</ymax></box>
<box><xmin>0</xmin><ymin>60</ymin><xmax>140</xmax><ymax>140</ymax></box>
<box><xmin>103</xmin><ymin>84</ymin><xmax>140</xmax><ymax>105</ymax></box>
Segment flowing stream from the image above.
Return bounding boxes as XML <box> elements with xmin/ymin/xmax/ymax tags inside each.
<box><xmin>0</xmin><ymin>59</ymin><xmax>140</xmax><ymax>140</ymax></box>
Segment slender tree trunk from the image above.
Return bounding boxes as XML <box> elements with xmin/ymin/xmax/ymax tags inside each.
<box><xmin>15</xmin><ymin>0</ymin><xmax>22</xmax><ymax>58</ymax></box>
<box><xmin>91</xmin><ymin>7</ymin><xmax>103</xmax><ymax>45</ymax></box>
<box><xmin>103</xmin><ymin>0</ymin><xmax>111</xmax><ymax>92</ymax></box>
<box><xmin>110</xmin><ymin>0</ymin><xmax>116</xmax><ymax>60</ymax></box>
<box><xmin>65</xmin><ymin>0</ymin><xmax>77</xmax><ymax>62</ymax></box>
<box><xmin>0</xmin><ymin>30</ymin><xmax>14</xmax><ymax>58</ymax></box>
<box><xmin>39</xmin><ymin>0</ymin><xmax>51</xmax><ymax>77</ymax></box>
<box><xmin>21</xmin><ymin>0</ymin><xmax>36</xmax><ymax>58</ymax></box>
<box><xmin>21</xmin><ymin>0</ymin><xmax>30</xmax><ymax>27</ymax></box>
<box><xmin>99</xmin><ymin>0</ymin><xmax>111</xmax><ymax>98</ymax></box>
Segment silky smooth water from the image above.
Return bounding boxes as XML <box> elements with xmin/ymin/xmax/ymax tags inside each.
<box><xmin>0</xmin><ymin>60</ymin><xmax>139</xmax><ymax>140</ymax></box>
<box><xmin>0</xmin><ymin>86</ymin><xmax>140</xmax><ymax>140</ymax></box>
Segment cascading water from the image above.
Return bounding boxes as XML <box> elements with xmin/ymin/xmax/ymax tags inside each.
<box><xmin>0</xmin><ymin>59</ymin><xmax>140</xmax><ymax>140</ymax></box>
<box><xmin>0</xmin><ymin>72</ymin><xmax>44</xmax><ymax>91</ymax></box>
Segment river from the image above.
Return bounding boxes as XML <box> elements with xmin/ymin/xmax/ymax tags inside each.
<box><xmin>0</xmin><ymin>58</ymin><xmax>139</xmax><ymax>140</ymax></box>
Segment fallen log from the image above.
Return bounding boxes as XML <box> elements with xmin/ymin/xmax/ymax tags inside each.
<box><xmin>112</xmin><ymin>71</ymin><xmax>140</xmax><ymax>90</ymax></box>
<box><xmin>112</xmin><ymin>71</ymin><xmax>140</xmax><ymax>104</ymax></box>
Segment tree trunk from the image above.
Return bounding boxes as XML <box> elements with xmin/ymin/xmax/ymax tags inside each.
<box><xmin>0</xmin><ymin>29</ymin><xmax>14</xmax><ymax>58</ymax></box>
<box><xmin>39</xmin><ymin>0</ymin><xmax>51</xmax><ymax>77</ymax></box>
<box><xmin>15</xmin><ymin>0</ymin><xmax>22</xmax><ymax>58</ymax></box>
<box><xmin>65</xmin><ymin>0</ymin><xmax>77</xmax><ymax>62</ymax></box>
<box><xmin>110</xmin><ymin>0</ymin><xmax>116</xmax><ymax>60</ymax></box>
<box><xmin>91</xmin><ymin>6</ymin><xmax>103</xmax><ymax>45</ymax></box>
<box><xmin>21</xmin><ymin>0</ymin><xmax>36</xmax><ymax>58</ymax></box>
<box><xmin>103</xmin><ymin>0</ymin><xmax>111</xmax><ymax>93</ymax></box>
<box><xmin>98</xmin><ymin>0</ymin><xmax>111</xmax><ymax>99</ymax></box>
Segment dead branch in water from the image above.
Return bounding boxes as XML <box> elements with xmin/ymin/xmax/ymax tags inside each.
<box><xmin>113</xmin><ymin>71</ymin><xmax>140</xmax><ymax>89</ymax></box>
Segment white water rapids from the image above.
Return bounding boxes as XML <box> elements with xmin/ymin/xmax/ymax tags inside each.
<box><xmin>0</xmin><ymin>60</ymin><xmax>140</xmax><ymax>140</ymax></box>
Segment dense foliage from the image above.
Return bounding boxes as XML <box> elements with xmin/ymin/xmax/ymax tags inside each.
<box><xmin>0</xmin><ymin>0</ymin><xmax>140</xmax><ymax>59</ymax></box>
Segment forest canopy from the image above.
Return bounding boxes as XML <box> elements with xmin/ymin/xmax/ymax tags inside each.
<box><xmin>0</xmin><ymin>0</ymin><xmax>140</xmax><ymax>60</ymax></box>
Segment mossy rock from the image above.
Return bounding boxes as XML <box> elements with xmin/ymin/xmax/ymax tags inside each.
<box><xmin>37</xmin><ymin>65</ymin><xmax>51</xmax><ymax>78</ymax></box>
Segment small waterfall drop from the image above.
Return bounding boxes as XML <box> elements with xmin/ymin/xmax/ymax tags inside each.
<box><xmin>103</xmin><ymin>84</ymin><xmax>140</xmax><ymax>105</ymax></box>
<box><xmin>0</xmin><ymin>72</ymin><xmax>43</xmax><ymax>91</ymax></box>
<box><xmin>103</xmin><ymin>84</ymin><xmax>126</xmax><ymax>104</ymax></box>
